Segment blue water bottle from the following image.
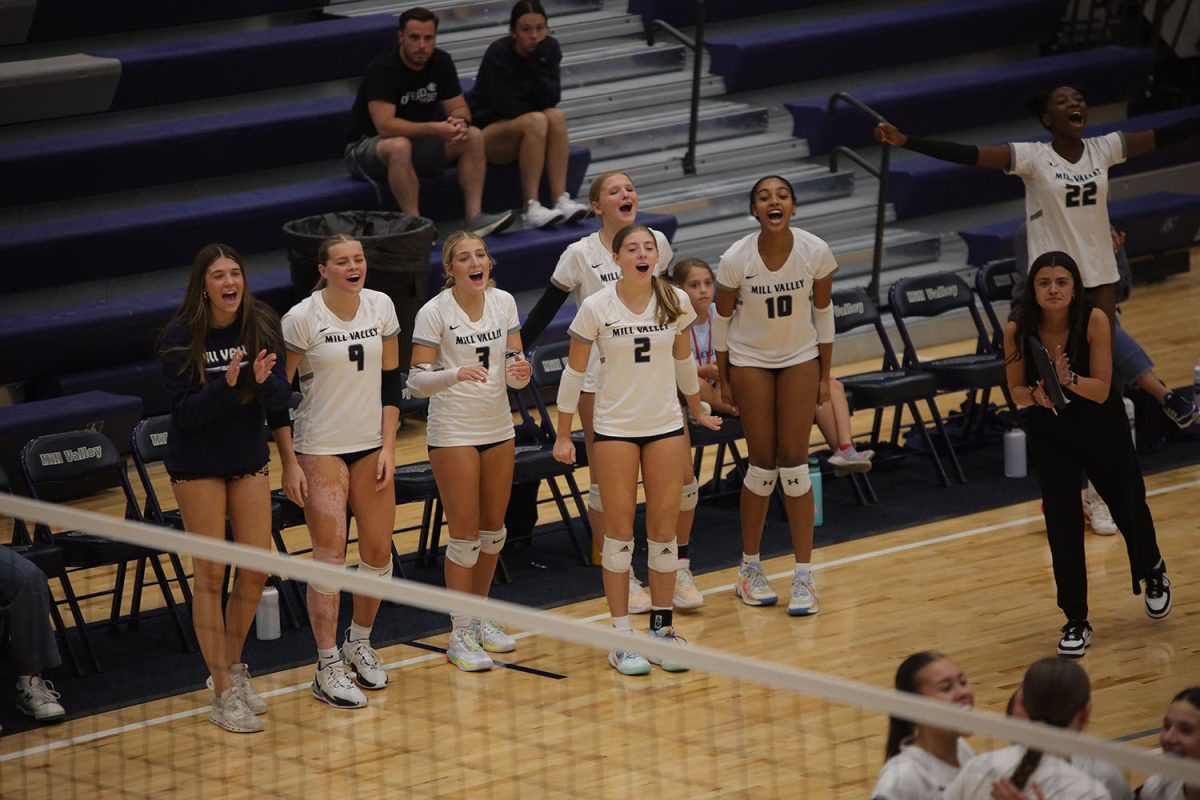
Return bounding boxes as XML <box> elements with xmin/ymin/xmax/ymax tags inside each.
<box><xmin>809</xmin><ymin>457</ymin><xmax>824</xmax><ymax>527</ymax></box>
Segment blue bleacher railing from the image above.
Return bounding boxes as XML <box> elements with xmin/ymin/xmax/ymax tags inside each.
<box><xmin>827</xmin><ymin>92</ymin><xmax>890</xmax><ymax>307</ymax></box>
<box><xmin>644</xmin><ymin>1</ymin><xmax>705</xmax><ymax>175</ymax></box>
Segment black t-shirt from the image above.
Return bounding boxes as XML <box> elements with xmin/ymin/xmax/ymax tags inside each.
<box><xmin>346</xmin><ymin>47</ymin><xmax>463</xmax><ymax>142</ymax></box>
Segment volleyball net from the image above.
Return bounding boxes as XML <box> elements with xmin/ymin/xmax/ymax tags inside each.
<box><xmin>1</xmin><ymin>492</ymin><xmax>1197</xmax><ymax>799</ymax></box>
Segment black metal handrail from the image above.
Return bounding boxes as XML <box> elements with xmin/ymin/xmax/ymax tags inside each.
<box><xmin>645</xmin><ymin>1</ymin><xmax>706</xmax><ymax>175</ymax></box>
<box><xmin>827</xmin><ymin>92</ymin><xmax>890</xmax><ymax>307</ymax></box>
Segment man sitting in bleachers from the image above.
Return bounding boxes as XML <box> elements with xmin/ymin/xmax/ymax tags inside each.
<box><xmin>344</xmin><ymin>6</ymin><xmax>514</xmax><ymax>237</ymax></box>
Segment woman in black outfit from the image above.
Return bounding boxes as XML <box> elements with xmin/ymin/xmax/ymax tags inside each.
<box><xmin>1003</xmin><ymin>251</ymin><xmax>1171</xmax><ymax>658</ymax></box>
<box><xmin>467</xmin><ymin>0</ymin><xmax>588</xmax><ymax>229</ymax></box>
<box><xmin>159</xmin><ymin>243</ymin><xmax>292</xmax><ymax>733</ymax></box>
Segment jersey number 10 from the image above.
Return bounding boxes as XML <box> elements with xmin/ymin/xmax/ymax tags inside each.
<box><xmin>765</xmin><ymin>295</ymin><xmax>793</xmax><ymax>319</ymax></box>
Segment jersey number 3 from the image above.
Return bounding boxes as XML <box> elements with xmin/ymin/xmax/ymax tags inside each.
<box><xmin>1065</xmin><ymin>181</ymin><xmax>1097</xmax><ymax>208</ymax></box>
<box><xmin>476</xmin><ymin>347</ymin><xmax>491</xmax><ymax>370</ymax></box>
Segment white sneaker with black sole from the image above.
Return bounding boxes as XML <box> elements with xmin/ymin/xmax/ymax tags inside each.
<box><xmin>1057</xmin><ymin>620</ymin><xmax>1092</xmax><ymax>658</ymax></box>
<box><xmin>554</xmin><ymin>193</ymin><xmax>589</xmax><ymax>224</ymax></box>
<box><xmin>312</xmin><ymin>660</ymin><xmax>368</xmax><ymax>709</ymax></box>
<box><xmin>1144</xmin><ymin>568</ymin><xmax>1172</xmax><ymax>619</ymax></box>
<box><xmin>341</xmin><ymin>633</ymin><xmax>389</xmax><ymax>689</ymax></box>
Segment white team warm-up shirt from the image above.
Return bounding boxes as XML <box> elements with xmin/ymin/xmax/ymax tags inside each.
<box><xmin>871</xmin><ymin>739</ymin><xmax>976</xmax><ymax>800</ymax></box>
<box><xmin>282</xmin><ymin>289</ymin><xmax>400</xmax><ymax>454</ymax></box>
<box><xmin>551</xmin><ymin>229</ymin><xmax>673</xmax><ymax>391</ymax></box>
<box><xmin>1137</xmin><ymin>775</ymin><xmax>1187</xmax><ymax>800</ymax></box>
<box><xmin>944</xmin><ymin>745</ymin><xmax>1111</xmax><ymax>800</ymax></box>
<box><xmin>716</xmin><ymin>227</ymin><xmax>838</xmax><ymax>368</ymax></box>
<box><xmin>1007</xmin><ymin>132</ymin><xmax>1126</xmax><ymax>289</ymax></box>
<box><xmin>411</xmin><ymin>287</ymin><xmax>521</xmax><ymax>448</ymax></box>
<box><xmin>568</xmin><ymin>283</ymin><xmax>695</xmax><ymax>438</ymax></box>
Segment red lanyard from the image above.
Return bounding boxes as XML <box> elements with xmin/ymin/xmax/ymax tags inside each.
<box><xmin>691</xmin><ymin>320</ymin><xmax>713</xmax><ymax>365</ymax></box>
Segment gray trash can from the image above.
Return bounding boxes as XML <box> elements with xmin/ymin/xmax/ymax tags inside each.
<box><xmin>283</xmin><ymin>211</ymin><xmax>436</xmax><ymax>370</ymax></box>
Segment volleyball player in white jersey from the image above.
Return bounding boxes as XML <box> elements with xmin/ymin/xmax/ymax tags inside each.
<box><xmin>552</xmin><ymin>224</ymin><xmax>720</xmax><ymax>675</ymax></box>
<box><xmin>278</xmin><ymin>234</ymin><xmax>402</xmax><ymax>709</ymax></box>
<box><xmin>522</xmin><ymin>170</ymin><xmax>675</xmax><ymax>613</ymax></box>
<box><xmin>714</xmin><ymin>175</ymin><xmax>837</xmax><ymax>615</ymax></box>
<box><xmin>875</xmin><ymin>87</ymin><xmax>1200</xmax><ymax>325</ymax></box>
<box><xmin>1139</xmin><ymin>688</ymin><xmax>1200</xmax><ymax>800</ymax></box>
<box><xmin>407</xmin><ymin>231</ymin><xmax>531</xmax><ymax>672</ymax></box>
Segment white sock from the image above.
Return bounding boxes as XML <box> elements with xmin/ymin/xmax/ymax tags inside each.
<box><xmin>677</xmin><ymin>556</ymin><xmax>691</xmax><ymax>570</ymax></box>
<box><xmin>611</xmin><ymin>616</ymin><xmax>632</xmax><ymax>632</ymax></box>
<box><xmin>317</xmin><ymin>647</ymin><xmax>339</xmax><ymax>669</ymax></box>
<box><xmin>742</xmin><ymin>553</ymin><xmax>761</xmax><ymax>568</ymax></box>
<box><xmin>795</xmin><ymin>563</ymin><xmax>812</xmax><ymax>581</ymax></box>
<box><xmin>450</xmin><ymin>613</ymin><xmax>472</xmax><ymax>630</ymax></box>
<box><xmin>349</xmin><ymin>622</ymin><xmax>372</xmax><ymax>643</ymax></box>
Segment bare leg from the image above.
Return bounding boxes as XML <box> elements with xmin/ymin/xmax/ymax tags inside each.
<box><xmin>346</xmin><ymin>453</ymin><xmax>396</xmax><ymax>629</ymax></box>
<box><xmin>730</xmin><ymin>366</ymin><xmax>778</xmax><ymax>555</ymax></box>
<box><xmin>223</xmin><ymin>472</ymin><xmax>271</xmax><ymax>666</ymax></box>
<box><xmin>641</xmin><ymin>435</ymin><xmax>688</xmax><ymax>608</ymax></box>
<box><xmin>296</xmin><ymin>454</ymin><xmax>351</xmax><ymax>651</ymax></box>
<box><xmin>775</xmin><ymin>360</ymin><xmax>820</xmax><ymax>563</ymax></box>
<box><xmin>472</xmin><ymin>440</ymin><xmax>515</xmax><ymax>596</ymax></box>
<box><xmin>448</xmin><ymin>127</ymin><xmax>487</xmax><ymax>221</ymax></box>
<box><xmin>172</xmin><ymin>479</ymin><xmax>232</xmax><ymax>693</ymax></box>
<box><xmin>377</xmin><ymin>137</ymin><xmax>419</xmax><ymax>216</ymax></box>
<box><xmin>591</xmin><ymin>440</ymin><xmax>641</xmax><ymax>618</ymax></box>
<box><xmin>543</xmin><ymin>108</ymin><xmax>570</xmax><ymax>200</ymax></box>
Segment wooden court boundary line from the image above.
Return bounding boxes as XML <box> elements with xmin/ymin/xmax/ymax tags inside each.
<box><xmin>2</xmin><ymin>476</ymin><xmax>1196</xmax><ymax>769</ymax></box>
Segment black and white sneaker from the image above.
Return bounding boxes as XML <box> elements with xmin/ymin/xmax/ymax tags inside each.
<box><xmin>1162</xmin><ymin>392</ymin><xmax>1197</xmax><ymax>429</ymax></box>
<box><xmin>1144</xmin><ymin>567</ymin><xmax>1172</xmax><ymax>619</ymax></box>
<box><xmin>1057</xmin><ymin>620</ymin><xmax>1092</xmax><ymax>658</ymax></box>
<box><xmin>312</xmin><ymin>661</ymin><xmax>367</xmax><ymax>709</ymax></box>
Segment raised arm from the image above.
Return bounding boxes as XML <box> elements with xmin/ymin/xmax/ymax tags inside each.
<box><xmin>1124</xmin><ymin>116</ymin><xmax>1200</xmax><ymax>159</ymax></box>
<box><xmin>874</xmin><ymin>122</ymin><xmax>1012</xmax><ymax>170</ymax></box>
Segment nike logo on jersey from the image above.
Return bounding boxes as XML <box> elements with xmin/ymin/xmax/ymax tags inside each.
<box><xmin>318</xmin><ymin>327</ymin><xmax>330</xmax><ymax>334</ymax></box>
<box><xmin>590</xmin><ymin>263</ymin><xmax>605</xmax><ymax>270</ymax></box>
<box><xmin>449</xmin><ymin>324</ymin><xmax>460</xmax><ymax>330</ymax></box>
<box><xmin>745</xmin><ymin>273</ymin><xmax>758</xmax><ymax>280</ymax></box>
<box><xmin>603</xmin><ymin>320</ymin><xmax>618</xmax><ymax>327</ymax></box>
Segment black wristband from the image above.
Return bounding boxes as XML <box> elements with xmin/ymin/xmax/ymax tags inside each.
<box><xmin>381</xmin><ymin>367</ymin><xmax>404</xmax><ymax>410</ymax></box>
<box><xmin>903</xmin><ymin>137</ymin><xmax>979</xmax><ymax>166</ymax></box>
<box><xmin>1153</xmin><ymin>117</ymin><xmax>1200</xmax><ymax>149</ymax></box>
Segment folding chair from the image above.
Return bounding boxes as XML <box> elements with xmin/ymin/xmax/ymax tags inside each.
<box><xmin>833</xmin><ymin>287</ymin><xmax>964</xmax><ymax>486</ymax></box>
<box><xmin>21</xmin><ymin>430</ymin><xmax>194</xmax><ymax>667</ymax></box>
<box><xmin>975</xmin><ymin>258</ymin><xmax>1019</xmax><ymax>350</ymax></box>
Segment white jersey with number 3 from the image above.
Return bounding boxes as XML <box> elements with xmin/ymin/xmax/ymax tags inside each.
<box><xmin>716</xmin><ymin>227</ymin><xmax>838</xmax><ymax>368</ymax></box>
<box><xmin>568</xmin><ymin>283</ymin><xmax>695</xmax><ymax>438</ymax></box>
<box><xmin>282</xmin><ymin>289</ymin><xmax>400</xmax><ymax>454</ymax></box>
<box><xmin>411</xmin><ymin>288</ymin><xmax>521</xmax><ymax>448</ymax></box>
<box><xmin>1007</xmin><ymin>132</ymin><xmax>1126</xmax><ymax>288</ymax></box>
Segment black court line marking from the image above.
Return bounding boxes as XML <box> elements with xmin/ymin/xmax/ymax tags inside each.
<box><xmin>403</xmin><ymin>641</ymin><xmax>567</xmax><ymax>679</ymax></box>
<box><xmin>1114</xmin><ymin>727</ymin><xmax>1160</xmax><ymax>743</ymax></box>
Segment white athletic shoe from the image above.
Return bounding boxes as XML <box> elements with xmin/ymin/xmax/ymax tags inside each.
<box><xmin>15</xmin><ymin>676</ymin><xmax>65</xmax><ymax>723</ymax></box>
<box><xmin>607</xmin><ymin>631</ymin><xmax>652</xmax><ymax>676</ymax></box>
<box><xmin>645</xmin><ymin>626</ymin><xmax>690</xmax><ymax>672</ymax></box>
<box><xmin>479</xmin><ymin>619</ymin><xmax>517</xmax><ymax>653</ymax></box>
<box><xmin>673</xmin><ymin>567</ymin><xmax>704</xmax><ymax>609</ymax></box>
<box><xmin>1082</xmin><ymin>484</ymin><xmax>1118</xmax><ymax>535</ymax></box>
<box><xmin>787</xmin><ymin>575</ymin><xmax>820</xmax><ymax>617</ymax></box>
<box><xmin>209</xmin><ymin>686</ymin><xmax>264</xmax><ymax>733</ymax></box>
<box><xmin>207</xmin><ymin>665</ymin><xmax>267</xmax><ymax>716</ymax></box>
<box><xmin>735</xmin><ymin>563</ymin><xmax>778</xmax><ymax>607</ymax></box>
<box><xmin>628</xmin><ymin>574</ymin><xmax>652</xmax><ymax>614</ymax></box>
<box><xmin>447</xmin><ymin>624</ymin><xmax>494</xmax><ymax>672</ymax></box>
<box><xmin>341</xmin><ymin>633</ymin><xmax>388</xmax><ymax>690</ymax></box>
<box><xmin>312</xmin><ymin>660</ymin><xmax>368</xmax><ymax>709</ymax></box>
<box><xmin>554</xmin><ymin>193</ymin><xmax>590</xmax><ymax>224</ymax></box>
<box><xmin>828</xmin><ymin>448</ymin><xmax>874</xmax><ymax>476</ymax></box>
<box><xmin>523</xmin><ymin>199</ymin><xmax>565</xmax><ymax>229</ymax></box>
<box><xmin>1144</xmin><ymin>567</ymin><xmax>1172</xmax><ymax>619</ymax></box>
<box><xmin>1057</xmin><ymin>620</ymin><xmax>1092</xmax><ymax>658</ymax></box>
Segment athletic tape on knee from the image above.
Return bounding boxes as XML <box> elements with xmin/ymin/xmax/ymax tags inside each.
<box><xmin>309</xmin><ymin>574</ymin><xmax>341</xmax><ymax>596</ymax></box>
<box><xmin>647</xmin><ymin>538</ymin><xmax>679</xmax><ymax>573</ymax></box>
<box><xmin>357</xmin><ymin>558</ymin><xmax>393</xmax><ymax>580</ymax></box>
<box><xmin>680</xmin><ymin>478</ymin><xmax>699</xmax><ymax>511</ymax></box>
<box><xmin>445</xmin><ymin>537</ymin><xmax>481</xmax><ymax>568</ymax></box>
<box><xmin>601</xmin><ymin>536</ymin><xmax>633</xmax><ymax>574</ymax></box>
<box><xmin>779</xmin><ymin>465</ymin><xmax>812</xmax><ymax>497</ymax></box>
<box><xmin>588</xmin><ymin>483</ymin><xmax>603</xmax><ymax>512</ymax></box>
<box><xmin>743</xmin><ymin>465</ymin><xmax>779</xmax><ymax>497</ymax></box>
<box><xmin>479</xmin><ymin>527</ymin><xmax>507</xmax><ymax>555</ymax></box>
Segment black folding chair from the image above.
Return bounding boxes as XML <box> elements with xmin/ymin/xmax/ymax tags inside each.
<box><xmin>21</xmin><ymin>430</ymin><xmax>195</xmax><ymax>667</ymax></box>
<box><xmin>833</xmin><ymin>287</ymin><xmax>964</xmax><ymax>487</ymax></box>
<box><xmin>975</xmin><ymin>258</ymin><xmax>1019</xmax><ymax>351</ymax></box>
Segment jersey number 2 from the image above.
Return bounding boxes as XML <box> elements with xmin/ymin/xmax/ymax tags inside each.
<box><xmin>633</xmin><ymin>337</ymin><xmax>651</xmax><ymax>363</ymax></box>
<box><xmin>348</xmin><ymin>344</ymin><xmax>364</xmax><ymax>371</ymax></box>
<box><xmin>1065</xmin><ymin>181</ymin><xmax>1097</xmax><ymax>207</ymax></box>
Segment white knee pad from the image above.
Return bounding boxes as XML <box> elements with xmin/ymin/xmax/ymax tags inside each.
<box><xmin>601</xmin><ymin>536</ymin><xmax>633</xmax><ymax>574</ymax></box>
<box><xmin>479</xmin><ymin>527</ymin><xmax>507</xmax><ymax>555</ymax></box>
<box><xmin>445</xmin><ymin>537</ymin><xmax>481</xmax><ymax>568</ymax></box>
<box><xmin>588</xmin><ymin>483</ymin><xmax>603</xmax><ymax>512</ymax></box>
<box><xmin>779</xmin><ymin>465</ymin><xmax>812</xmax><ymax>497</ymax></box>
<box><xmin>647</xmin><ymin>538</ymin><xmax>679</xmax><ymax>574</ymax></box>
<box><xmin>743</xmin><ymin>465</ymin><xmax>779</xmax><ymax>497</ymax></box>
<box><xmin>680</xmin><ymin>478</ymin><xmax>699</xmax><ymax>511</ymax></box>
<box><xmin>309</xmin><ymin>577</ymin><xmax>341</xmax><ymax>596</ymax></box>
<box><xmin>357</xmin><ymin>557</ymin><xmax>393</xmax><ymax>580</ymax></box>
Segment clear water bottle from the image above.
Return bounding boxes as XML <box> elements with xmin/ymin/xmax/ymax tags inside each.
<box><xmin>1004</xmin><ymin>428</ymin><xmax>1027</xmax><ymax>478</ymax></box>
<box><xmin>255</xmin><ymin>586</ymin><xmax>281</xmax><ymax>641</ymax></box>
<box><xmin>1123</xmin><ymin>396</ymin><xmax>1136</xmax><ymax>448</ymax></box>
<box><xmin>809</xmin><ymin>457</ymin><xmax>824</xmax><ymax>527</ymax></box>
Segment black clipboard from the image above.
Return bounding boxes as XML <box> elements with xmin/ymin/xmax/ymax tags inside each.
<box><xmin>1026</xmin><ymin>336</ymin><xmax>1069</xmax><ymax>410</ymax></box>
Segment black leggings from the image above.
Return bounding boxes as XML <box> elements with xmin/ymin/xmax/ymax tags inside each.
<box><xmin>1027</xmin><ymin>401</ymin><xmax>1162</xmax><ymax>622</ymax></box>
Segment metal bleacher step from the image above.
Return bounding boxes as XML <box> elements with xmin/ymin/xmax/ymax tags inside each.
<box><xmin>587</xmin><ymin>128</ymin><xmax>808</xmax><ymax>187</ymax></box>
<box><xmin>637</xmin><ymin>164</ymin><xmax>855</xmax><ymax>227</ymax></box>
<box><xmin>325</xmin><ymin>0</ymin><xmax>603</xmax><ymax>31</ymax></box>
<box><xmin>456</xmin><ymin>39</ymin><xmax>687</xmax><ymax>90</ymax></box>
<box><xmin>561</xmin><ymin>70</ymin><xmax>726</xmax><ymax>120</ymax></box>
<box><xmin>570</xmin><ymin>100</ymin><xmax>769</xmax><ymax>162</ymax></box>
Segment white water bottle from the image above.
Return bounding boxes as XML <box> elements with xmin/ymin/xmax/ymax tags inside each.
<box><xmin>1193</xmin><ymin>358</ymin><xmax>1200</xmax><ymax>405</ymax></box>
<box><xmin>1123</xmin><ymin>397</ymin><xmax>1136</xmax><ymax>448</ymax></box>
<box><xmin>255</xmin><ymin>586</ymin><xmax>281</xmax><ymax>641</ymax></box>
<box><xmin>1004</xmin><ymin>428</ymin><xmax>1027</xmax><ymax>478</ymax></box>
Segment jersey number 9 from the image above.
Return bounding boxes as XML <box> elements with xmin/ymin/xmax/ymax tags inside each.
<box><xmin>348</xmin><ymin>343</ymin><xmax>364</xmax><ymax>371</ymax></box>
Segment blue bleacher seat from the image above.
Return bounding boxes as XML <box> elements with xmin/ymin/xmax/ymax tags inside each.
<box><xmin>705</xmin><ymin>0</ymin><xmax>1064</xmax><ymax>94</ymax></box>
<box><xmin>785</xmin><ymin>46</ymin><xmax>1157</xmax><ymax>155</ymax></box>
<box><xmin>958</xmin><ymin>192</ymin><xmax>1200</xmax><ymax>266</ymax></box>
<box><xmin>27</xmin><ymin>360</ymin><xmax>173</xmax><ymax>418</ymax></box>
<box><xmin>888</xmin><ymin>105</ymin><xmax>1200</xmax><ymax>220</ymax></box>
<box><xmin>19</xmin><ymin>0</ymin><xmax>319</xmax><ymax>44</ymax></box>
